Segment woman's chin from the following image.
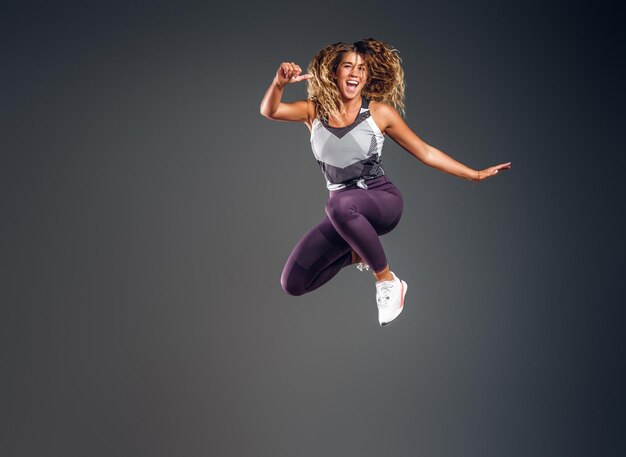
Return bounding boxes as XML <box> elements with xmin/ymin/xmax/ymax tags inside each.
<box><xmin>340</xmin><ymin>89</ymin><xmax>361</xmax><ymax>101</ymax></box>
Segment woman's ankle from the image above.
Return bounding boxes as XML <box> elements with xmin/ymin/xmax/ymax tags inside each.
<box><xmin>373</xmin><ymin>265</ymin><xmax>394</xmax><ymax>282</ymax></box>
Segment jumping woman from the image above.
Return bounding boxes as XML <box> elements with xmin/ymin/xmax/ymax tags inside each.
<box><xmin>260</xmin><ymin>38</ymin><xmax>511</xmax><ymax>326</ymax></box>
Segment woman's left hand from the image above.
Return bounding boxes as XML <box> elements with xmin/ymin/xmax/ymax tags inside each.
<box><xmin>475</xmin><ymin>162</ymin><xmax>512</xmax><ymax>181</ymax></box>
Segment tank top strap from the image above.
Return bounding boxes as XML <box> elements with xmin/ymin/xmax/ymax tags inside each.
<box><xmin>362</xmin><ymin>96</ymin><xmax>370</xmax><ymax>110</ymax></box>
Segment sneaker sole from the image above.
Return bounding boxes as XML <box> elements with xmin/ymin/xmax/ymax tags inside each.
<box><xmin>381</xmin><ymin>280</ymin><xmax>408</xmax><ymax>327</ymax></box>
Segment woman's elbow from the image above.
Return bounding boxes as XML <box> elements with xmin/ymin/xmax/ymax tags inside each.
<box><xmin>260</xmin><ymin>110</ymin><xmax>280</xmax><ymax>121</ymax></box>
<box><xmin>407</xmin><ymin>143</ymin><xmax>431</xmax><ymax>163</ymax></box>
<box><xmin>259</xmin><ymin>102</ymin><xmax>275</xmax><ymax>119</ymax></box>
<box><xmin>420</xmin><ymin>144</ymin><xmax>434</xmax><ymax>163</ymax></box>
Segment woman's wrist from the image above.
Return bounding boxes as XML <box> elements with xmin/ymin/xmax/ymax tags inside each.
<box><xmin>468</xmin><ymin>169</ymin><xmax>480</xmax><ymax>181</ymax></box>
<box><xmin>273</xmin><ymin>78</ymin><xmax>285</xmax><ymax>90</ymax></box>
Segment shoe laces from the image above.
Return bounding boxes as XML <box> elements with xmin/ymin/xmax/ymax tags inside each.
<box><xmin>356</xmin><ymin>262</ymin><xmax>370</xmax><ymax>272</ymax></box>
<box><xmin>376</xmin><ymin>282</ymin><xmax>393</xmax><ymax>308</ymax></box>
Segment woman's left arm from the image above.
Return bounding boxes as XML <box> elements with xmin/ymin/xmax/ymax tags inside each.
<box><xmin>373</xmin><ymin>103</ymin><xmax>511</xmax><ymax>182</ymax></box>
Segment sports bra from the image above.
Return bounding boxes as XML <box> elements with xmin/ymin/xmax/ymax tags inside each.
<box><xmin>310</xmin><ymin>96</ymin><xmax>386</xmax><ymax>190</ymax></box>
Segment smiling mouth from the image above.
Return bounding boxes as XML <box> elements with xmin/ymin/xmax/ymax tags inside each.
<box><xmin>346</xmin><ymin>81</ymin><xmax>359</xmax><ymax>89</ymax></box>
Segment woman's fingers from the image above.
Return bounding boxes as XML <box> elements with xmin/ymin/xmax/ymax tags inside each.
<box><xmin>491</xmin><ymin>163</ymin><xmax>511</xmax><ymax>173</ymax></box>
<box><xmin>292</xmin><ymin>73</ymin><xmax>313</xmax><ymax>82</ymax></box>
<box><xmin>277</xmin><ymin>62</ymin><xmax>311</xmax><ymax>84</ymax></box>
<box><xmin>284</xmin><ymin>63</ymin><xmax>293</xmax><ymax>79</ymax></box>
<box><xmin>279</xmin><ymin>63</ymin><xmax>287</xmax><ymax>79</ymax></box>
<box><xmin>479</xmin><ymin>162</ymin><xmax>512</xmax><ymax>180</ymax></box>
<box><xmin>287</xmin><ymin>62</ymin><xmax>297</xmax><ymax>79</ymax></box>
<box><xmin>494</xmin><ymin>162</ymin><xmax>511</xmax><ymax>175</ymax></box>
<box><xmin>498</xmin><ymin>162</ymin><xmax>512</xmax><ymax>170</ymax></box>
<box><xmin>289</xmin><ymin>64</ymin><xmax>302</xmax><ymax>80</ymax></box>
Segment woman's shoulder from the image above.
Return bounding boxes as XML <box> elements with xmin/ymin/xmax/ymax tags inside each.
<box><xmin>368</xmin><ymin>100</ymin><xmax>400</xmax><ymax>133</ymax></box>
<box><xmin>368</xmin><ymin>99</ymin><xmax>396</xmax><ymax>115</ymax></box>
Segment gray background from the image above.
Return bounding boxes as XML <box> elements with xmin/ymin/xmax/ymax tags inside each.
<box><xmin>2</xmin><ymin>1</ymin><xmax>624</xmax><ymax>456</ymax></box>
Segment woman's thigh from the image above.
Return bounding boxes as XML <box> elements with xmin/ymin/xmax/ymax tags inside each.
<box><xmin>325</xmin><ymin>187</ymin><xmax>404</xmax><ymax>235</ymax></box>
<box><xmin>280</xmin><ymin>215</ymin><xmax>352</xmax><ymax>295</ymax></box>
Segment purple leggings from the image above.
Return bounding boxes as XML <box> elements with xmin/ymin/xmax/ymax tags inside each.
<box><xmin>281</xmin><ymin>176</ymin><xmax>403</xmax><ymax>296</ymax></box>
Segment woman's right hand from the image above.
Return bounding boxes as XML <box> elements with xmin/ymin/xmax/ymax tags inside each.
<box><xmin>260</xmin><ymin>62</ymin><xmax>313</xmax><ymax>122</ymax></box>
<box><xmin>274</xmin><ymin>62</ymin><xmax>312</xmax><ymax>87</ymax></box>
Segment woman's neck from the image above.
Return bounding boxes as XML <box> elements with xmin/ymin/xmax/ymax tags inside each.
<box><xmin>342</xmin><ymin>95</ymin><xmax>362</xmax><ymax>111</ymax></box>
<box><xmin>337</xmin><ymin>95</ymin><xmax>362</xmax><ymax>117</ymax></box>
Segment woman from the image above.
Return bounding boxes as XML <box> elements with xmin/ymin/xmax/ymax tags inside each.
<box><xmin>260</xmin><ymin>38</ymin><xmax>510</xmax><ymax>326</ymax></box>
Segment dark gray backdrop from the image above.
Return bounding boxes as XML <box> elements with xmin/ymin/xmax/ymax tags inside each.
<box><xmin>2</xmin><ymin>1</ymin><xmax>624</xmax><ymax>456</ymax></box>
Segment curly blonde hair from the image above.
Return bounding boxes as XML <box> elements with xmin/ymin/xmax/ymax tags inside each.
<box><xmin>307</xmin><ymin>38</ymin><xmax>406</xmax><ymax>122</ymax></box>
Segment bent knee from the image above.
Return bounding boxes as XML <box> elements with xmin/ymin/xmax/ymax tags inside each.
<box><xmin>280</xmin><ymin>272</ymin><xmax>306</xmax><ymax>296</ymax></box>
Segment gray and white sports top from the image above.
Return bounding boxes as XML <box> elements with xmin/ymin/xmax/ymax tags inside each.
<box><xmin>310</xmin><ymin>97</ymin><xmax>385</xmax><ymax>190</ymax></box>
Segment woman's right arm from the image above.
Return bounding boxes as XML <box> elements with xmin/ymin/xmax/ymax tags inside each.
<box><xmin>260</xmin><ymin>62</ymin><xmax>313</xmax><ymax>123</ymax></box>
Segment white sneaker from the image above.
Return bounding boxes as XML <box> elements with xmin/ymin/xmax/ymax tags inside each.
<box><xmin>375</xmin><ymin>272</ymin><xmax>408</xmax><ymax>326</ymax></box>
<box><xmin>356</xmin><ymin>262</ymin><xmax>370</xmax><ymax>271</ymax></box>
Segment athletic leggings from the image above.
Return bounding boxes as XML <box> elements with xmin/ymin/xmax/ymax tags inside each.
<box><xmin>281</xmin><ymin>175</ymin><xmax>403</xmax><ymax>296</ymax></box>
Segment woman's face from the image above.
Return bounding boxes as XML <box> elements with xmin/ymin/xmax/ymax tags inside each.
<box><xmin>335</xmin><ymin>51</ymin><xmax>368</xmax><ymax>101</ymax></box>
